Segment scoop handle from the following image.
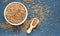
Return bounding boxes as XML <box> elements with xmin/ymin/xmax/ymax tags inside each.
<box><xmin>27</xmin><ymin>26</ymin><xmax>33</xmax><ymax>34</ymax></box>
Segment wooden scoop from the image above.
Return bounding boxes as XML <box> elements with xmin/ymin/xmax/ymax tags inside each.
<box><xmin>27</xmin><ymin>18</ymin><xmax>39</xmax><ymax>34</ymax></box>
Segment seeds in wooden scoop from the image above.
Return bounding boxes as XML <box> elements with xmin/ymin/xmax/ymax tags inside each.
<box><xmin>32</xmin><ymin>18</ymin><xmax>39</xmax><ymax>26</ymax></box>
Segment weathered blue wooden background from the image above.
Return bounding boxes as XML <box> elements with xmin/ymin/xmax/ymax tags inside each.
<box><xmin>0</xmin><ymin>0</ymin><xmax>60</xmax><ymax>36</ymax></box>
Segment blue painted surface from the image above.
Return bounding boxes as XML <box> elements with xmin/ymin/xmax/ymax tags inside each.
<box><xmin>0</xmin><ymin>0</ymin><xmax>60</xmax><ymax>36</ymax></box>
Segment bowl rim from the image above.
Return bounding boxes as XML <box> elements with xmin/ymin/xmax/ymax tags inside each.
<box><xmin>4</xmin><ymin>2</ymin><xmax>28</xmax><ymax>25</ymax></box>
